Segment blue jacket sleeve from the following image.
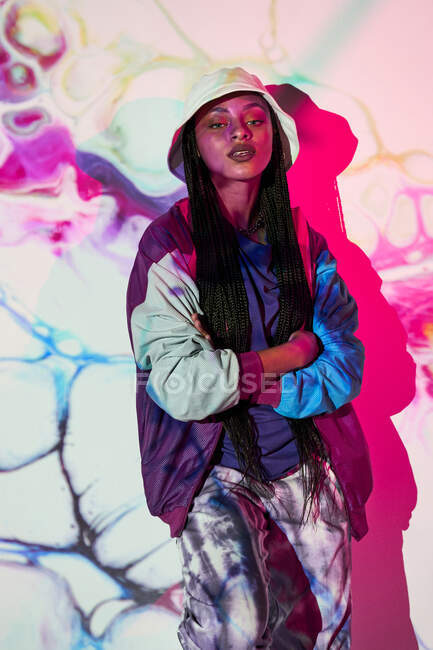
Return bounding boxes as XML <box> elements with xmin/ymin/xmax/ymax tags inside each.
<box><xmin>273</xmin><ymin>239</ymin><xmax>365</xmax><ymax>419</ymax></box>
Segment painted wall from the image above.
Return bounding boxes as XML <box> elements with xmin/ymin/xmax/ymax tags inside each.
<box><xmin>0</xmin><ymin>1</ymin><xmax>432</xmax><ymax>648</ymax></box>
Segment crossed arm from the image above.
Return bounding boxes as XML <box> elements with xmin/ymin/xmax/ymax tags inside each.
<box><xmin>128</xmin><ymin>235</ymin><xmax>364</xmax><ymax>422</ymax></box>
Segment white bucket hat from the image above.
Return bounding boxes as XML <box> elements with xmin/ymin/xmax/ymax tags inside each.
<box><xmin>167</xmin><ymin>66</ymin><xmax>299</xmax><ymax>182</ymax></box>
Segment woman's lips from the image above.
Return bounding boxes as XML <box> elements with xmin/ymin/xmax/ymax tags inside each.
<box><xmin>228</xmin><ymin>144</ymin><xmax>256</xmax><ymax>162</ymax></box>
<box><xmin>229</xmin><ymin>150</ymin><xmax>255</xmax><ymax>161</ymax></box>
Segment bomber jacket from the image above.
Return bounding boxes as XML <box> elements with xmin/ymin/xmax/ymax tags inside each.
<box><xmin>126</xmin><ymin>197</ymin><xmax>373</xmax><ymax>541</ymax></box>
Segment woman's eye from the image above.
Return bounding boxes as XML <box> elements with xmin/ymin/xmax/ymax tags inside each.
<box><xmin>247</xmin><ymin>119</ymin><xmax>263</xmax><ymax>125</ymax></box>
<box><xmin>209</xmin><ymin>122</ymin><xmax>226</xmax><ymax>129</ymax></box>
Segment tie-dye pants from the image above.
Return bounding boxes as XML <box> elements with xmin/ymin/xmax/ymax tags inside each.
<box><xmin>176</xmin><ymin>463</ymin><xmax>351</xmax><ymax>649</ymax></box>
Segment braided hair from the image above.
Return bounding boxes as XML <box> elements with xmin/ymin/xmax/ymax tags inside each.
<box><xmin>182</xmin><ymin>105</ymin><xmax>329</xmax><ymax>519</ymax></box>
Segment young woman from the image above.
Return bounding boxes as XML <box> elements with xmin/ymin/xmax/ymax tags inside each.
<box><xmin>126</xmin><ymin>67</ymin><xmax>372</xmax><ymax>649</ymax></box>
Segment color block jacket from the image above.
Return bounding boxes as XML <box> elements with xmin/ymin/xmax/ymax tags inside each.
<box><xmin>126</xmin><ymin>197</ymin><xmax>373</xmax><ymax>541</ymax></box>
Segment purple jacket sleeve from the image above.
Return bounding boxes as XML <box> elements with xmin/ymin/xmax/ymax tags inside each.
<box><xmin>237</xmin><ymin>350</ymin><xmax>265</xmax><ymax>401</ymax></box>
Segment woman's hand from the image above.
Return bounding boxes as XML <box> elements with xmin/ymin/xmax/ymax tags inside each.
<box><xmin>191</xmin><ymin>312</ymin><xmax>214</xmax><ymax>345</ymax></box>
<box><xmin>288</xmin><ymin>329</ymin><xmax>321</xmax><ymax>366</ymax></box>
<box><xmin>257</xmin><ymin>330</ymin><xmax>321</xmax><ymax>376</ymax></box>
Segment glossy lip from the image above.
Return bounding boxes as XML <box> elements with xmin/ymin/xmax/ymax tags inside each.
<box><xmin>227</xmin><ymin>143</ymin><xmax>256</xmax><ymax>160</ymax></box>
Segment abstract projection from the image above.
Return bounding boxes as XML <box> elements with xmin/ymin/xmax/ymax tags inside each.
<box><xmin>0</xmin><ymin>1</ymin><xmax>432</xmax><ymax>649</ymax></box>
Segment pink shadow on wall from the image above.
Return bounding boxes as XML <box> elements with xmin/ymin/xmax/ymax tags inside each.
<box><xmin>268</xmin><ymin>83</ymin><xmax>418</xmax><ymax>650</ymax></box>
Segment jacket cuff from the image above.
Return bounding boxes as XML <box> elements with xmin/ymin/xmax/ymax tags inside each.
<box><xmin>237</xmin><ymin>352</ymin><xmax>283</xmax><ymax>407</ymax></box>
<box><xmin>255</xmin><ymin>379</ymin><xmax>282</xmax><ymax>408</ymax></box>
<box><xmin>237</xmin><ymin>351</ymin><xmax>264</xmax><ymax>401</ymax></box>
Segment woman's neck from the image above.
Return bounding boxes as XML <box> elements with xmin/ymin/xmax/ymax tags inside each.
<box><xmin>211</xmin><ymin>174</ymin><xmax>261</xmax><ymax>231</ymax></box>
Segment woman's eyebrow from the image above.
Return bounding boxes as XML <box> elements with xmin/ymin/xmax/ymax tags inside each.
<box><xmin>208</xmin><ymin>102</ymin><xmax>267</xmax><ymax>114</ymax></box>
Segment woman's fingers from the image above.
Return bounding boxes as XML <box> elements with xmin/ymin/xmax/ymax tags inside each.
<box><xmin>191</xmin><ymin>312</ymin><xmax>202</xmax><ymax>330</ymax></box>
<box><xmin>191</xmin><ymin>313</ymin><xmax>213</xmax><ymax>343</ymax></box>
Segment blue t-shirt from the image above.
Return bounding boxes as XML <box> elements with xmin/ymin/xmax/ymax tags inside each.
<box><xmin>215</xmin><ymin>230</ymin><xmax>299</xmax><ymax>480</ymax></box>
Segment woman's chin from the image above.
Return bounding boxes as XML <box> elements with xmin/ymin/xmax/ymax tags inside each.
<box><xmin>211</xmin><ymin>165</ymin><xmax>266</xmax><ymax>184</ymax></box>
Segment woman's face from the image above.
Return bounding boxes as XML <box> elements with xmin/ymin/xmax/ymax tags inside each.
<box><xmin>194</xmin><ymin>91</ymin><xmax>273</xmax><ymax>183</ymax></box>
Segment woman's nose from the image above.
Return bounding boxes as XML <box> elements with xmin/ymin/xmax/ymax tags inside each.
<box><xmin>230</xmin><ymin>121</ymin><xmax>250</xmax><ymax>140</ymax></box>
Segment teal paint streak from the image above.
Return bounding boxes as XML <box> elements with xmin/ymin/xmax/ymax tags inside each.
<box><xmin>298</xmin><ymin>0</ymin><xmax>382</xmax><ymax>75</ymax></box>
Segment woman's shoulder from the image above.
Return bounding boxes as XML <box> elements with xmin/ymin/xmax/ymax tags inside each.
<box><xmin>138</xmin><ymin>197</ymin><xmax>193</xmax><ymax>259</ymax></box>
<box><xmin>133</xmin><ymin>198</ymin><xmax>196</xmax><ymax>284</ymax></box>
<box><xmin>290</xmin><ymin>204</ymin><xmax>329</xmax><ymax>270</ymax></box>
<box><xmin>303</xmin><ymin>220</ymin><xmax>329</xmax><ymax>262</ymax></box>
